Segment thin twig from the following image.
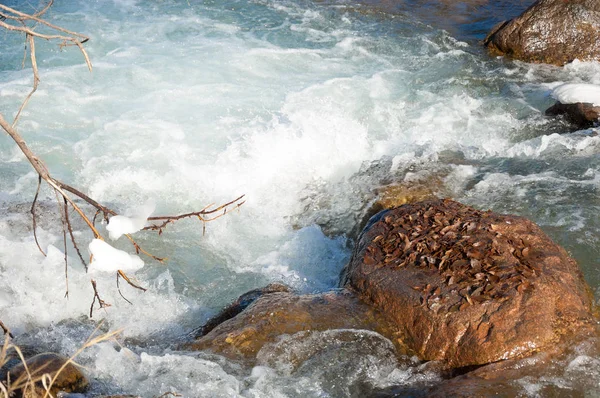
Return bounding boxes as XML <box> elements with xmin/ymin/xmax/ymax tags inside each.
<box><xmin>117</xmin><ymin>270</ymin><xmax>147</xmax><ymax>292</ymax></box>
<box><xmin>12</xmin><ymin>33</ymin><xmax>39</xmax><ymax>127</ymax></box>
<box><xmin>144</xmin><ymin>194</ymin><xmax>246</xmax><ymax>232</ymax></box>
<box><xmin>89</xmin><ymin>280</ymin><xmax>110</xmax><ymax>318</ymax></box>
<box><xmin>58</xmin><ymin>195</ymin><xmax>69</xmax><ymax>298</ymax></box>
<box><xmin>125</xmin><ymin>234</ymin><xmax>165</xmax><ymax>262</ymax></box>
<box><xmin>30</xmin><ymin>174</ymin><xmax>46</xmax><ymax>257</ymax></box>
<box><xmin>64</xmin><ymin>197</ymin><xmax>87</xmax><ymax>271</ymax></box>
<box><xmin>0</xmin><ymin>320</ymin><xmax>14</xmax><ymax>339</ymax></box>
<box><xmin>0</xmin><ymin>4</ymin><xmax>89</xmax><ymax>39</ymax></box>
<box><xmin>116</xmin><ymin>272</ymin><xmax>133</xmax><ymax>305</ymax></box>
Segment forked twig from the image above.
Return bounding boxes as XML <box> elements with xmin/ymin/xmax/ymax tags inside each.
<box><xmin>116</xmin><ymin>272</ymin><xmax>133</xmax><ymax>305</ymax></box>
<box><xmin>117</xmin><ymin>270</ymin><xmax>147</xmax><ymax>292</ymax></box>
<box><xmin>89</xmin><ymin>280</ymin><xmax>110</xmax><ymax>318</ymax></box>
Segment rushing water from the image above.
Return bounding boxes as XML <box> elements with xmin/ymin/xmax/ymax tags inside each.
<box><xmin>1</xmin><ymin>0</ymin><xmax>600</xmax><ymax>396</ymax></box>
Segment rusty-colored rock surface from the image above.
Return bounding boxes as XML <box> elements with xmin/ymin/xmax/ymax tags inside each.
<box><xmin>6</xmin><ymin>352</ymin><xmax>88</xmax><ymax>397</ymax></box>
<box><xmin>183</xmin><ymin>290</ymin><xmax>404</xmax><ymax>362</ymax></box>
<box><xmin>342</xmin><ymin>199</ymin><xmax>595</xmax><ymax>368</ymax></box>
<box><xmin>545</xmin><ymin>101</ymin><xmax>600</xmax><ymax>129</ymax></box>
<box><xmin>190</xmin><ymin>282</ymin><xmax>291</xmax><ymax>339</ymax></box>
<box><xmin>484</xmin><ymin>0</ymin><xmax>600</xmax><ymax>66</ymax></box>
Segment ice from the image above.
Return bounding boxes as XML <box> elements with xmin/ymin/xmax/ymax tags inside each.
<box><xmin>106</xmin><ymin>199</ymin><xmax>156</xmax><ymax>240</ymax></box>
<box><xmin>552</xmin><ymin>83</ymin><xmax>600</xmax><ymax>106</ymax></box>
<box><xmin>88</xmin><ymin>238</ymin><xmax>144</xmax><ymax>274</ymax></box>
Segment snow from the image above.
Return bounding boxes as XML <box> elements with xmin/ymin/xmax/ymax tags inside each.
<box><xmin>106</xmin><ymin>200</ymin><xmax>156</xmax><ymax>240</ymax></box>
<box><xmin>88</xmin><ymin>239</ymin><xmax>144</xmax><ymax>274</ymax></box>
<box><xmin>552</xmin><ymin>83</ymin><xmax>600</xmax><ymax>107</ymax></box>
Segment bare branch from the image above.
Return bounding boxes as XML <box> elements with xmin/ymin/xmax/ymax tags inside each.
<box><xmin>145</xmin><ymin>194</ymin><xmax>246</xmax><ymax>232</ymax></box>
<box><xmin>0</xmin><ymin>4</ymin><xmax>88</xmax><ymax>39</ymax></box>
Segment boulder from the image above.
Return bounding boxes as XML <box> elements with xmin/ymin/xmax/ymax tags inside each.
<box><xmin>484</xmin><ymin>0</ymin><xmax>600</xmax><ymax>66</ymax></box>
<box><xmin>341</xmin><ymin>199</ymin><xmax>595</xmax><ymax>368</ymax></box>
<box><xmin>183</xmin><ymin>290</ymin><xmax>405</xmax><ymax>362</ymax></box>
<box><xmin>5</xmin><ymin>352</ymin><xmax>88</xmax><ymax>397</ymax></box>
<box><xmin>545</xmin><ymin>101</ymin><xmax>600</xmax><ymax>129</ymax></box>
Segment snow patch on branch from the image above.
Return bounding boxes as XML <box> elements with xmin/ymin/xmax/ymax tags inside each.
<box><xmin>88</xmin><ymin>239</ymin><xmax>144</xmax><ymax>274</ymax></box>
<box><xmin>106</xmin><ymin>200</ymin><xmax>156</xmax><ymax>240</ymax></box>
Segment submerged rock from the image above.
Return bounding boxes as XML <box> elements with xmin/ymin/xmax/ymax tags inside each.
<box><xmin>545</xmin><ymin>102</ymin><xmax>600</xmax><ymax>129</ymax></box>
<box><xmin>183</xmin><ymin>290</ymin><xmax>404</xmax><ymax>362</ymax></box>
<box><xmin>341</xmin><ymin>199</ymin><xmax>595</xmax><ymax>368</ymax></box>
<box><xmin>5</xmin><ymin>352</ymin><xmax>88</xmax><ymax>397</ymax></box>
<box><xmin>484</xmin><ymin>0</ymin><xmax>600</xmax><ymax>65</ymax></box>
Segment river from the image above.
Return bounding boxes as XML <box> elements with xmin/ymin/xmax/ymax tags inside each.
<box><xmin>1</xmin><ymin>0</ymin><xmax>599</xmax><ymax>396</ymax></box>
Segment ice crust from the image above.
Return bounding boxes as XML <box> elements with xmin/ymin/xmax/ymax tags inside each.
<box><xmin>106</xmin><ymin>200</ymin><xmax>156</xmax><ymax>240</ymax></box>
<box><xmin>88</xmin><ymin>238</ymin><xmax>144</xmax><ymax>274</ymax></box>
<box><xmin>552</xmin><ymin>83</ymin><xmax>600</xmax><ymax>106</ymax></box>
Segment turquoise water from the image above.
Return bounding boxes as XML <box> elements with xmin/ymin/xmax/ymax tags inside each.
<box><xmin>1</xmin><ymin>0</ymin><xmax>599</xmax><ymax>396</ymax></box>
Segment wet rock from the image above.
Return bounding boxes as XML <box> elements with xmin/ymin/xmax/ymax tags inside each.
<box><xmin>341</xmin><ymin>199</ymin><xmax>595</xmax><ymax>368</ymax></box>
<box><xmin>350</xmin><ymin>178</ymin><xmax>444</xmax><ymax>241</ymax></box>
<box><xmin>190</xmin><ymin>283</ymin><xmax>291</xmax><ymax>339</ymax></box>
<box><xmin>545</xmin><ymin>101</ymin><xmax>600</xmax><ymax>129</ymax></box>
<box><xmin>5</xmin><ymin>352</ymin><xmax>88</xmax><ymax>397</ymax></box>
<box><xmin>484</xmin><ymin>0</ymin><xmax>600</xmax><ymax>66</ymax></box>
<box><xmin>182</xmin><ymin>290</ymin><xmax>405</xmax><ymax>362</ymax></box>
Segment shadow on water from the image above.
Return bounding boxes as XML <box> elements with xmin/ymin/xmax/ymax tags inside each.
<box><xmin>318</xmin><ymin>0</ymin><xmax>533</xmax><ymax>41</ymax></box>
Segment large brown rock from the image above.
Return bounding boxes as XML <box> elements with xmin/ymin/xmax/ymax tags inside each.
<box><xmin>484</xmin><ymin>0</ymin><xmax>600</xmax><ymax>65</ymax></box>
<box><xmin>341</xmin><ymin>199</ymin><xmax>595</xmax><ymax>368</ymax></box>
<box><xmin>183</xmin><ymin>290</ymin><xmax>405</xmax><ymax>362</ymax></box>
<box><xmin>6</xmin><ymin>352</ymin><xmax>88</xmax><ymax>397</ymax></box>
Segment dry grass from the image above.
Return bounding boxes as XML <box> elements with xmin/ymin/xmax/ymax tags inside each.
<box><xmin>1</xmin><ymin>326</ymin><xmax>121</xmax><ymax>398</ymax></box>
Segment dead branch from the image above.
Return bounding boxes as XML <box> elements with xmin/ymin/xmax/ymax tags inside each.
<box><xmin>145</xmin><ymin>194</ymin><xmax>246</xmax><ymax>233</ymax></box>
<box><xmin>1</xmin><ymin>1</ymin><xmax>246</xmax><ymax>317</ymax></box>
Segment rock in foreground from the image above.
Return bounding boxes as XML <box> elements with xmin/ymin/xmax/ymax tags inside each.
<box><xmin>484</xmin><ymin>0</ymin><xmax>600</xmax><ymax>65</ymax></box>
<box><xmin>342</xmin><ymin>199</ymin><xmax>595</xmax><ymax>368</ymax></box>
<box><xmin>6</xmin><ymin>352</ymin><xmax>88</xmax><ymax>397</ymax></box>
<box><xmin>183</xmin><ymin>290</ymin><xmax>402</xmax><ymax>362</ymax></box>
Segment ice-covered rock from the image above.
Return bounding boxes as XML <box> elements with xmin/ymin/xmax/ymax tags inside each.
<box><xmin>545</xmin><ymin>84</ymin><xmax>600</xmax><ymax>129</ymax></box>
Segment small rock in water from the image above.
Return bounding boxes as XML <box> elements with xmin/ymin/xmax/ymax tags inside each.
<box><xmin>5</xmin><ymin>352</ymin><xmax>89</xmax><ymax>397</ymax></box>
